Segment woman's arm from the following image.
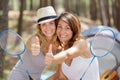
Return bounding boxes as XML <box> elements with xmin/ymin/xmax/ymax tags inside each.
<box><xmin>45</xmin><ymin>39</ymin><xmax>92</xmax><ymax>65</ymax></box>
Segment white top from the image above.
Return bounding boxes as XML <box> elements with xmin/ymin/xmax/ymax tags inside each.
<box><xmin>62</xmin><ymin>56</ymin><xmax>100</xmax><ymax>80</ymax></box>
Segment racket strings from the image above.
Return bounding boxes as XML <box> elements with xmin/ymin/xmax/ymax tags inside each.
<box><xmin>0</xmin><ymin>31</ymin><xmax>25</xmax><ymax>55</ymax></box>
<box><xmin>93</xmin><ymin>36</ymin><xmax>114</xmax><ymax>50</ymax></box>
<box><xmin>91</xmin><ymin>31</ymin><xmax>115</xmax><ymax>57</ymax></box>
<box><xmin>80</xmin><ymin>29</ymin><xmax>116</xmax><ymax>80</ymax></box>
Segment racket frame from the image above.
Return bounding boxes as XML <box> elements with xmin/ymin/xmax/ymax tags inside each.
<box><xmin>80</xmin><ymin>28</ymin><xmax>116</xmax><ymax>80</ymax></box>
<box><xmin>0</xmin><ymin>30</ymin><xmax>26</xmax><ymax>56</ymax></box>
<box><xmin>90</xmin><ymin>28</ymin><xmax>116</xmax><ymax>58</ymax></box>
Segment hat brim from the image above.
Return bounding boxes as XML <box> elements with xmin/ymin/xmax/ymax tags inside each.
<box><xmin>38</xmin><ymin>18</ymin><xmax>57</xmax><ymax>24</ymax></box>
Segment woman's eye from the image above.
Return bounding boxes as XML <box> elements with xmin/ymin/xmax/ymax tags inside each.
<box><xmin>66</xmin><ymin>26</ymin><xmax>71</xmax><ymax>30</ymax></box>
<box><xmin>57</xmin><ymin>25</ymin><xmax>61</xmax><ymax>28</ymax></box>
<box><xmin>66</xmin><ymin>27</ymin><xmax>70</xmax><ymax>29</ymax></box>
<box><xmin>49</xmin><ymin>21</ymin><xmax>55</xmax><ymax>25</ymax></box>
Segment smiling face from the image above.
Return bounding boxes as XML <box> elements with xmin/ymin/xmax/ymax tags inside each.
<box><xmin>57</xmin><ymin>20</ymin><xmax>73</xmax><ymax>44</ymax></box>
<box><xmin>56</xmin><ymin>12</ymin><xmax>81</xmax><ymax>48</ymax></box>
<box><xmin>40</xmin><ymin>20</ymin><xmax>56</xmax><ymax>40</ymax></box>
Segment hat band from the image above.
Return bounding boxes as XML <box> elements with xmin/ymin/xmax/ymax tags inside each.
<box><xmin>37</xmin><ymin>15</ymin><xmax>57</xmax><ymax>23</ymax></box>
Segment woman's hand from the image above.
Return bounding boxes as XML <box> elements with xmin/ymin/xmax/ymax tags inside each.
<box><xmin>30</xmin><ymin>36</ymin><xmax>40</xmax><ymax>56</ymax></box>
<box><xmin>45</xmin><ymin>44</ymin><xmax>54</xmax><ymax>66</ymax></box>
<box><xmin>26</xmin><ymin>36</ymin><xmax>40</xmax><ymax>56</ymax></box>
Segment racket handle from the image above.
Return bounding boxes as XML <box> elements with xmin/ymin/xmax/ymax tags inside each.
<box><xmin>29</xmin><ymin>75</ymin><xmax>34</xmax><ymax>80</ymax></box>
<box><xmin>26</xmin><ymin>70</ymin><xmax>34</xmax><ymax>80</ymax></box>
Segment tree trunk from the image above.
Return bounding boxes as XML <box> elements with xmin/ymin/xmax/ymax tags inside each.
<box><xmin>104</xmin><ymin>0</ymin><xmax>111</xmax><ymax>26</ymax></box>
<box><xmin>51</xmin><ymin>0</ymin><xmax>56</xmax><ymax>9</ymax></box>
<box><xmin>23</xmin><ymin>0</ymin><xmax>26</xmax><ymax>10</ymax></box>
<box><xmin>64</xmin><ymin>0</ymin><xmax>70</xmax><ymax>12</ymax></box>
<box><xmin>17</xmin><ymin>0</ymin><xmax>24</xmax><ymax>36</ymax></box>
<box><xmin>0</xmin><ymin>0</ymin><xmax>9</xmax><ymax>78</ymax></box>
<box><xmin>39</xmin><ymin>0</ymin><xmax>48</xmax><ymax>8</ymax></box>
<box><xmin>98</xmin><ymin>0</ymin><xmax>111</xmax><ymax>26</ymax></box>
<box><xmin>112</xmin><ymin>0</ymin><xmax>120</xmax><ymax>31</ymax></box>
<box><xmin>76</xmin><ymin>0</ymin><xmax>80</xmax><ymax>16</ymax></box>
<box><xmin>90</xmin><ymin>0</ymin><xmax>97</xmax><ymax>20</ymax></box>
<box><xmin>30</xmin><ymin>0</ymin><xmax>33</xmax><ymax>10</ymax></box>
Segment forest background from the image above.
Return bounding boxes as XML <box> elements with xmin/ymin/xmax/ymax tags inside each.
<box><xmin>0</xmin><ymin>0</ymin><xmax>120</xmax><ymax>80</ymax></box>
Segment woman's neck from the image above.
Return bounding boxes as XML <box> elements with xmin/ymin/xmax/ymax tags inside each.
<box><xmin>46</xmin><ymin>38</ymin><xmax>53</xmax><ymax>43</ymax></box>
<box><xmin>61</xmin><ymin>42</ymin><xmax>69</xmax><ymax>50</ymax></box>
<box><xmin>46</xmin><ymin>37</ymin><xmax>52</xmax><ymax>40</ymax></box>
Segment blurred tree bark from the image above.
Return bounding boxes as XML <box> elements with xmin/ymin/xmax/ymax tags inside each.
<box><xmin>30</xmin><ymin>0</ymin><xmax>33</xmax><ymax>10</ymax></box>
<box><xmin>50</xmin><ymin>0</ymin><xmax>57</xmax><ymax>13</ymax></box>
<box><xmin>17</xmin><ymin>0</ymin><xmax>24</xmax><ymax>36</ymax></box>
<box><xmin>98</xmin><ymin>0</ymin><xmax>111</xmax><ymax>26</ymax></box>
<box><xmin>0</xmin><ymin>0</ymin><xmax>9</xmax><ymax>78</ymax></box>
<box><xmin>51</xmin><ymin>0</ymin><xmax>56</xmax><ymax>9</ymax></box>
<box><xmin>64</xmin><ymin>0</ymin><xmax>70</xmax><ymax>12</ymax></box>
<box><xmin>90</xmin><ymin>0</ymin><xmax>97</xmax><ymax>20</ymax></box>
<box><xmin>79</xmin><ymin>0</ymin><xmax>87</xmax><ymax>17</ymax></box>
<box><xmin>51</xmin><ymin>0</ymin><xmax>55</xmax><ymax>8</ymax></box>
<box><xmin>38</xmin><ymin>0</ymin><xmax>57</xmax><ymax>13</ymax></box>
<box><xmin>112</xmin><ymin>0</ymin><xmax>120</xmax><ymax>31</ymax></box>
<box><xmin>75</xmin><ymin>0</ymin><xmax>80</xmax><ymax>16</ymax></box>
<box><xmin>39</xmin><ymin>0</ymin><xmax>48</xmax><ymax>8</ymax></box>
<box><xmin>23</xmin><ymin>0</ymin><xmax>26</xmax><ymax>10</ymax></box>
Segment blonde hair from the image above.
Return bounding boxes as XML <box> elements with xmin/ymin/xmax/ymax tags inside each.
<box><xmin>36</xmin><ymin>24</ymin><xmax>59</xmax><ymax>54</ymax></box>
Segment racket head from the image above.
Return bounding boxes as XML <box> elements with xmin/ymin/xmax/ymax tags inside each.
<box><xmin>90</xmin><ymin>28</ymin><xmax>116</xmax><ymax>58</ymax></box>
<box><xmin>0</xmin><ymin>30</ymin><xmax>26</xmax><ymax>56</ymax></box>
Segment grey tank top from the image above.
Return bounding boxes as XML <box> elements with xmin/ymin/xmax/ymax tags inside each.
<box><xmin>13</xmin><ymin>49</ymin><xmax>46</xmax><ymax>79</ymax></box>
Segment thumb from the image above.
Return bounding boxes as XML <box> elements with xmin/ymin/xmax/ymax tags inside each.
<box><xmin>48</xmin><ymin>44</ymin><xmax>53</xmax><ymax>54</ymax></box>
<box><xmin>35</xmin><ymin>36</ymin><xmax>40</xmax><ymax>44</ymax></box>
<box><xmin>45</xmin><ymin>44</ymin><xmax>54</xmax><ymax>66</ymax></box>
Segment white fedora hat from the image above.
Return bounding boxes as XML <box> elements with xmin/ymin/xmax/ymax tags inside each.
<box><xmin>37</xmin><ymin>6</ymin><xmax>57</xmax><ymax>24</ymax></box>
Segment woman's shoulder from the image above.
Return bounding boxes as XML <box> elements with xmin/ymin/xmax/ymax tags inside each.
<box><xmin>73</xmin><ymin>38</ymin><xmax>92</xmax><ymax>58</ymax></box>
<box><xmin>74</xmin><ymin>38</ymin><xmax>88</xmax><ymax>46</ymax></box>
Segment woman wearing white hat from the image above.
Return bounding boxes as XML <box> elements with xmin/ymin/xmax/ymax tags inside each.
<box><xmin>8</xmin><ymin>6</ymin><xmax>61</xmax><ymax>80</ymax></box>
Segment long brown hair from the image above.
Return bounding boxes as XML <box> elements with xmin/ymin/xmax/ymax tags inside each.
<box><xmin>56</xmin><ymin>12</ymin><xmax>81</xmax><ymax>48</ymax></box>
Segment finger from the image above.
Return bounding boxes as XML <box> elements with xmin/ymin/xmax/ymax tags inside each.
<box><xmin>48</xmin><ymin>44</ymin><xmax>52</xmax><ymax>53</ymax></box>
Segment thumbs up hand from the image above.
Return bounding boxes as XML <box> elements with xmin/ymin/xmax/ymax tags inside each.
<box><xmin>45</xmin><ymin>44</ymin><xmax>54</xmax><ymax>66</ymax></box>
<box><xmin>31</xmin><ymin>36</ymin><xmax>40</xmax><ymax>56</ymax></box>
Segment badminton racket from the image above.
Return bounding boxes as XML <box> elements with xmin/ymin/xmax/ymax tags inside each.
<box><xmin>0</xmin><ymin>30</ymin><xmax>34</xmax><ymax>80</ymax></box>
<box><xmin>80</xmin><ymin>28</ymin><xmax>116</xmax><ymax>80</ymax></box>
